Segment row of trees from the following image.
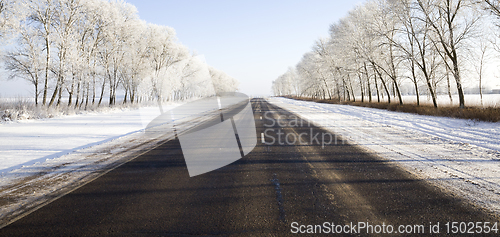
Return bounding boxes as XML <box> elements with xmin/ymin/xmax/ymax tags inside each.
<box><xmin>273</xmin><ymin>0</ymin><xmax>500</xmax><ymax>108</ymax></box>
<box><xmin>0</xmin><ymin>0</ymin><xmax>239</xmax><ymax>108</ymax></box>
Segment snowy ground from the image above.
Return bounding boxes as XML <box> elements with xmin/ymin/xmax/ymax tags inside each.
<box><xmin>0</xmin><ymin>105</ymin><xmax>179</xmax><ymax>173</ymax></box>
<box><xmin>0</xmin><ymin>103</ymin><xmax>223</xmax><ymax>226</ymax></box>
<box><xmin>268</xmin><ymin>97</ymin><xmax>500</xmax><ymax>217</ymax></box>
<box><xmin>0</xmin><ymin>96</ymin><xmax>247</xmax><ymax>225</ymax></box>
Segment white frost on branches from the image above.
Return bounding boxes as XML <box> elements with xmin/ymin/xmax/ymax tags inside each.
<box><xmin>274</xmin><ymin>0</ymin><xmax>498</xmax><ymax>108</ymax></box>
<box><xmin>2</xmin><ymin>0</ymin><xmax>239</xmax><ymax>107</ymax></box>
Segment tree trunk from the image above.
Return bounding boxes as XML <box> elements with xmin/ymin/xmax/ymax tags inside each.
<box><xmin>85</xmin><ymin>82</ymin><xmax>89</xmax><ymax>109</ymax></box>
<box><xmin>56</xmin><ymin>83</ymin><xmax>63</xmax><ymax>107</ymax></box>
<box><xmin>75</xmin><ymin>79</ymin><xmax>81</xmax><ymax>109</ymax></box>
<box><xmin>109</xmin><ymin>76</ymin><xmax>114</xmax><ymax>106</ymax></box>
<box><xmin>336</xmin><ymin>82</ymin><xmax>341</xmax><ymax>101</ymax></box>
<box><xmin>68</xmin><ymin>78</ymin><xmax>75</xmax><ymax>107</ymax></box>
<box><xmin>373</xmin><ymin>64</ymin><xmax>389</xmax><ymax>103</ymax></box>
<box><xmin>34</xmin><ymin>81</ymin><xmax>39</xmax><ymax>106</ymax></box>
<box><xmin>43</xmin><ymin>36</ymin><xmax>50</xmax><ymax>106</ymax></box>
<box><xmin>92</xmin><ymin>74</ymin><xmax>96</xmax><ymax>105</ymax></box>
<box><xmin>364</xmin><ymin>63</ymin><xmax>372</xmax><ymax>103</ymax></box>
<box><xmin>446</xmin><ymin>66</ymin><xmax>453</xmax><ymax>103</ymax></box>
<box><xmin>454</xmin><ymin>63</ymin><xmax>465</xmax><ymax>109</ymax></box>
<box><xmin>123</xmin><ymin>89</ymin><xmax>128</xmax><ymax>104</ymax></box>
<box><xmin>389</xmin><ymin>42</ymin><xmax>403</xmax><ymax>105</ymax></box>
<box><xmin>479</xmin><ymin>74</ymin><xmax>483</xmax><ymax>107</ymax></box>
<box><xmin>391</xmin><ymin>77</ymin><xmax>403</xmax><ymax>105</ymax></box>
<box><xmin>410</xmin><ymin>60</ymin><xmax>420</xmax><ymax>106</ymax></box>
<box><xmin>380</xmin><ymin>76</ymin><xmax>390</xmax><ymax>104</ymax></box>
<box><xmin>48</xmin><ymin>79</ymin><xmax>59</xmax><ymax>107</ymax></box>
<box><xmin>348</xmin><ymin>74</ymin><xmax>356</xmax><ymax>102</ymax></box>
<box><xmin>358</xmin><ymin>73</ymin><xmax>364</xmax><ymax>103</ymax></box>
<box><xmin>131</xmin><ymin>88</ymin><xmax>135</xmax><ymax>104</ymax></box>
<box><xmin>98</xmin><ymin>79</ymin><xmax>105</xmax><ymax>106</ymax></box>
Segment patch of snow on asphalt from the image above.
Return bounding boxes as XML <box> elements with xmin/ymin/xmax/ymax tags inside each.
<box><xmin>268</xmin><ymin>97</ymin><xmax>500</xmax><ymax>216</ymax></box>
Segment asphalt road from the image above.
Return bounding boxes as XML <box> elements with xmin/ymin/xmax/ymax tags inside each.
<box><xmin>0</xmin><ymin>99</ymin><xmax>496</xmax><ymax>236</ymax></box>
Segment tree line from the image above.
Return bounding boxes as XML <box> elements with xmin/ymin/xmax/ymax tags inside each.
<box><xmin>0</xmin><ymin>0</ymin><xmax>239</xmax><ymax>108</ymax></box>
<box><xmin>272</xmin><ymin>0</ymin><xmax>500</xmax><ymax>108</ymax></box>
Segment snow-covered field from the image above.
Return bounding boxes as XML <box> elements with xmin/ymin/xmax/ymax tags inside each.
<box><xmin>0</xmin><ymin>104</ymin><xmax>196</xmax><ymax>225</ymax></box>
<box><xmin>0</xmin><ymin>105</ymin><xmax>178</xmax><ymax>173</ymax></box>
<box><xmin>268</xmin><ymin>97</ymin><xmax>500</xmax><ymax>216</ymax></box>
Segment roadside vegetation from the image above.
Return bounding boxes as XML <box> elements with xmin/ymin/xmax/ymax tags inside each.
<box><xmin>285</xmin><ymin>96</ymin><xmax>500</xmax><ymax>122</ymax></box>
<box><xmin>0</xmin><ymin>97</ymin><xmax>155</xmax><ymax>122</ymax></box>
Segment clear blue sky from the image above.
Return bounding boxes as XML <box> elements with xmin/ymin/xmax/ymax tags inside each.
<box><xmin>0</xmin><ymin>0</ymin><xmax>366</xmax><ymax>97</ymax></box>
<box><xmin>125</xmin><ymin>0</ymin><xmax>366</xmax><ymax>96</ymax></box>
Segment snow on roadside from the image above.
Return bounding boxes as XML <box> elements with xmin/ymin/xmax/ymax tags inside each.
<box><xmin>268</xmin><ymin>97</ymin><xmax>500</xmax><ymax>216</ymax></box>
<box><xmin>0</xmin><ymin>105</ymin><xmax>179</xmax><ymax>174</ymax></box>
<box><xmin>0</xmin><ymin>103</ymin><xmax>223</xmax><ymax>226</ymax></box>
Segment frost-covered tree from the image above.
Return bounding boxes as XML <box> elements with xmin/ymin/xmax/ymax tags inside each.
<box><xmin>273</xmin><ymin>0</ymin><xmax>489</xmax><ymax>109</ymax></box>
<box><xmin>23</xmin><ymin>0</ymin><xmax>57</xmax><ymax>106</ymax></box>
<box><xmin>3</xmin><ymin>0</ymin><xmax>239</xmax><ymax>109</ymax></box>
<box><xmin>210</xmin><ymin>67</ymin><xmax>239</xmax><ymax>94</ymax></box>
<box><xmin>171</xmin><ymin>55</ymin><xmax>215</xmax><ymax>100</ymax></box>
<box><xmin>144</xmin><ymin>24</ymin><xmax>189</xmax><ymax>107</ymax></box>
<box><xmin>0</xmin><ymin>0</ymin><xmax>23</xmax><ymax>41</ymax></box>
<box><xmin>4</xmin><ymin>26</ymin><xmax>44</xmax><ymax>105</ymax></box>
<box><xmin>416</xmin><ymin>0</ymin><xmax>480</xmax><ymax>108</ymax></box>
<box><xmin>272</xmin><ymin>67</ymin><xmax>301</xmax><ymax>97</ymax></box>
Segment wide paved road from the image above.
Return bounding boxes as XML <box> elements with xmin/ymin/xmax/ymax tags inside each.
<box><xmin>0</xmin><ymin>99</ymin><xmax>496</xmax><ymax>236</ymax></box>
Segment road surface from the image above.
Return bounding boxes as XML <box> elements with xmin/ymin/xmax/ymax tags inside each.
<box><xmin>0</xmin><ymin>99</ymin><xmax>496</xmax><ymax>236</ymax></box>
